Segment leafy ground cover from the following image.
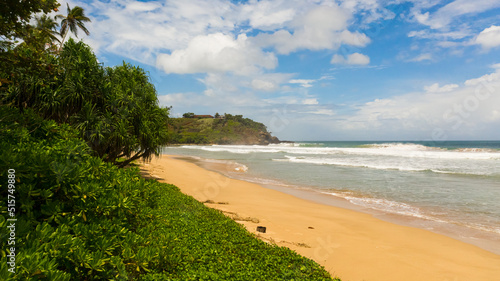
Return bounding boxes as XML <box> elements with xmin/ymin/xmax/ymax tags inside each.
<box><xmin>0</xmin><ymin>108</ymin><xmax>336</xmax><ymax>280</ymax></box>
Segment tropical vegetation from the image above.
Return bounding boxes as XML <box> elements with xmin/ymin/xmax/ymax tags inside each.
<box><xmin>56</xmin><ymin>3</ymin><xmax>91</xmax><ymax>50</ymax></box>
<box><xmin>168</xmin><ymin>113</ymin><xmax>280</xmax><ymax>144</ymax></box>
<box><xmin>0</xmin><ymin>1</ymin><xmax>336</xmax><ymax>280</ymax></box>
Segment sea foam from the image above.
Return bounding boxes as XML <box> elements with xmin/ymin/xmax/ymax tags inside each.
<box><xmin>181</xmin><ymin>143</ymin><xmax>500</xmax><ymax>160</ymax></box>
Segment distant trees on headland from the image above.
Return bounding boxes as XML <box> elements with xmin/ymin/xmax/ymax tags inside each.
<box><xmin>168</xmin><ymin>113</ymin><xmax>279</xmax><ymax>145</ymax></box>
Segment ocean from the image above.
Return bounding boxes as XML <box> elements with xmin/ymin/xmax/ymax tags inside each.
<box><xmin>163</xmin><ymin>141</ymin><xmax>500</xmax><ymax>253</ymax></box>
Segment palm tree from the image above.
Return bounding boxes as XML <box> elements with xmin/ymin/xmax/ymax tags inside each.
<box><xmin>56</xmin><ymin>3</ymin><xmax>91</xmax><ymax>50</ymax></box>
<box><xmin>35</xmin><ymin>15</ymin><xmax>60</xmax><ymax>50</ymax></box>
<box><xmin>16</xmin><ymin>15</ymin><xmax>59</xmax><ymax>51</ymax></box>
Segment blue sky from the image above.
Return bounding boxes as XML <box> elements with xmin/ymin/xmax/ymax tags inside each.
<box><xmin>57</xmin><ymin>0</ymin><xmax>500</xmax><ymax>141</ymax></box>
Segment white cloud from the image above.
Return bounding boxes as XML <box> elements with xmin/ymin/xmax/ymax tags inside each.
<box><xmin>340</xmin><ymin>0</ymin><xmax>396</xmax><ymax>25</ymax></box>
<box><xmin>408</xmin><ymin>53</ymin><xmax>433</xmax><ymax>62</ymax></box>
<box><xmin>408</xmin><ymin>29</ymin><xmax>470</xmax><ymax>40</ymax></box>
<box><xmin>156</xmin><ymin>33</ymin><xmax>277</xmax><ymax>74</ymax></box>
<box><xmin>201</xmin><ymin>73</ymin><xmax>240</xmax><ymax>95</ymax></box>
<box><xmin>255</xmin><ymin>5</ymin><xmax>370</xmax><ymax>54</ymax></box>
<box><xmin>464</xmin><ymin>71</ymin><xmax>500</xmax><ymax>86</ymax></box>
<box><xmin>302</xmin><ymin>98</ymin><xmax>319</xmax><ymax>105</ymax></box>
<box><xmin>335</xmin><ymin>68</ymin><xmax>500</xmax><ymax>139</ymax></box>
<box><xmin>125</xmin><ymin>1</ymin><xmax>161</xmax><ymax>12</ymax></box>
<box><xmin>424</xmin><ymin>83</ymin><xmax>459</xmax><ymax>93</ymax></box>
<box><xmin>330</xmin><ymin>54</ymin><xmax>345</xmax><ymax>64</ymax></box>
<box><xmin>72</xmin><ymin>0</ymin><xmax>237</xmax><ymax>64</ymax></box>
<box><xmin>347</xmin><ymin>53</ymin><xmax>371</xmax><ymax>65</ymax></box>
<box><xmin>251</xmin><ymin>79</ymin><xmax>278</xmax><ymax>92</ymax></box>
<box><xmin>249</xmin><ymin>73</ymin><xmax>294</xmax><ymax>92</ymax></box>
<box><xmin>406</xmin><ymin>0</ymin><xmax>500</xmax><ymax>59</ymax></box>
<box><xmin>331</xmin><ymin>53</ymin><xmax>370</xmax><ymax>65</ymax></box>
<box><xmin>289</xmin><ymin>79</ymin><xmax>315</xmax><ymax>88</ymax></box>
<box><xmin>239</xmin><ymin>0</ymin><xmax>295</xmax><ymax>30</ymax></box>
<box><xmin>304</xmin><ymin>109</ymin><xmax>335</xmax><ymax>116</ymax></box>
<box><xmin>76</xmin><ymin>0</ymin><xmax>376</xmax><ymax>69</ymax></box>
<box><xmin>474</xmin><ymin>25</ymin><xmax>500</xmax><ymax>50</ymax></box>
<box><xmin>412</xmin><ymin>0</ymin><xmax>500</xmax><ymax>29</ymax></box>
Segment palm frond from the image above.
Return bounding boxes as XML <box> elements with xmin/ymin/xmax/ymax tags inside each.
<box><xmin>57</xmin><ymin>4</ymin><xmax>91</xmax><ymax>47</ymax></box>
<box><xmin>77</xmin><ymin>22</ymin><xmax>90</xmax><ymax>36</ymax></box>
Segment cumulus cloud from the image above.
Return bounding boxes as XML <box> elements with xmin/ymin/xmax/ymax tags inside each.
<box><xmin>70</xmin><ymin>0</ymin><xmax>237</xmax><ymax>64</ymax></box>
<box><xmin>72</xmin><ymin>0</ymin><xmax>378</xmax><ymax>73</ymax></box>
<box><xmin>238</xmin><ymin>0</ymin><xmax>295</xmax><ymax>30</ymax></box>
<box><xmin>474</xmin><ymin>25</ymin><xmax>500</xmax><ymax>50</ymax></box>
<box><xmin>331</xmin><ymin>53</ymin><xmax>370</xmax><ymax>65</ymax></box>
<box><xmin>335</xmin><ymin>68</ymin><xmax>500</xmax><ymax>139</ymax></box>
<box><xmin>347</xmin><ymin>53</ymin><xmax>371</xmax><ymax>65</ymax></box>
<box><xmin>156</xmin><ymin>33</ymin><xmax>277</xmax><ymax>74</ymax></box>
<box><xmin>255</xmin><ymin>5</ymin><xmax>370</xmax><ymax>54</ymax></box>
<box><xmin>464</xmin><ymin>70</ymin><xmax>500</xmax><ymax>86</ymax></box>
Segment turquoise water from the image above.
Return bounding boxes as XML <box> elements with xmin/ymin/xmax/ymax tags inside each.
<box><xmin>164</xmin><ymin>141</ymin><xmax>500</xmax><ymax>249</ymax></box>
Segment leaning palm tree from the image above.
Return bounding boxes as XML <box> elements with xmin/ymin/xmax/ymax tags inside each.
<box><xmin>56</xmin><ymin>4</ymin><xmax>91</xmax><ymax>50</ymax></box>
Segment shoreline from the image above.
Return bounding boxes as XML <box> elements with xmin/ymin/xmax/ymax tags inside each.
<box><xmin>188</xmin><ymin>154</ymin><xmax>500</xmax><ymax>256</ymax></box>
<box><xmin>142</xmin><ymin>154</ymin><xmax>500</xmax><ymax>281</ymax></box>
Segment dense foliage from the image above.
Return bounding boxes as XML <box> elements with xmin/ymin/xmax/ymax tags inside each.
<box><xmin>168</xmin><ymin>113</ymin><xmax>280</xmax><ymax>145</ymax></box>
<box><xmin>0</xmin><ymin>0</ymin><xmax>60</xmax><ymax>42</ymax></box>
<box><xmin>0</xmin><ymin>108</ymin><xmax>334</xmax><ymax>280</ymax></box>
<box><xmin>1</xmin><ymin>39</ymin><xmax>169</xmax><ymax>167</ymax></box>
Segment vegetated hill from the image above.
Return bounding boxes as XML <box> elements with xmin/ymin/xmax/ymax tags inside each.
<box><xmin>167</xmin><ymin>113</ymin><xmax>280</xmax><ymax>145</ymax></box>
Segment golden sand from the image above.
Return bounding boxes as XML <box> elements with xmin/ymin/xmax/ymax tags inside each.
<box><xmin>141</xmin><ymin>155</ymin><xmax>500</xmax><ymax>281</ymax></box>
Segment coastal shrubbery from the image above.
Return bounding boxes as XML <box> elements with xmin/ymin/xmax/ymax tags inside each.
<box><xmin>0</xmin><ymin>108</ymin><xmax>334</xmax><ymax>280</ymax></box>
<box><xmin>0</xmin><ymin>108</ymin><xmax>162</xmax><ymax>279</ymax></box>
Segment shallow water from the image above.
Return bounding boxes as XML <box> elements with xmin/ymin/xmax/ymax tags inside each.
<box><xmin>163</xmin><ymin>141</ymin><xmax>500</xmax><ymax>253</ymax></box>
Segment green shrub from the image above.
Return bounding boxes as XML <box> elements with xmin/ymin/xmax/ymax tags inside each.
<box><xmin>0</xmin><ymin>108</ymin><xmax>161</xmax><ymax>279</ymax></box>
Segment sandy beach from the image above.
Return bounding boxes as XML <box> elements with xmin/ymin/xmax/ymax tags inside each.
<box><xmin>142</xmin><ymin>155</ymin><xmax>500</xmax><ymax>281</ymax></box>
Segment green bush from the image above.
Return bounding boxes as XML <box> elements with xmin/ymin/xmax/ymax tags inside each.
<box><xmin>0</xmin><ymin>107</ymin><xmax>162</xmax><ymax>279</ymax></box>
